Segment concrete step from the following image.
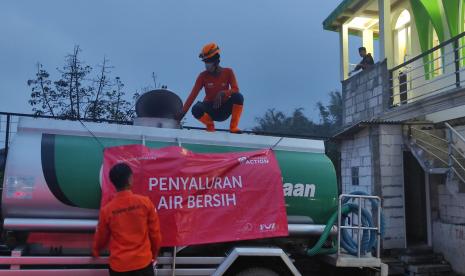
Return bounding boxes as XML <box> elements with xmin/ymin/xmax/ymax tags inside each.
<box><xmin>388</xmin><ymin>246</ymin><xmax>455</xmax><ymax>276</ymax></box>
<box><xmin>382</xmin><ymin>257</ymin><xmax>404</xmax><ymax>275</ymax></box>
<box><xmin>406</xmin><ymin>264</ymin><xmax>451</xmax><ymax>275</ymax></box>
<box><xmin>403</xmin><ymin>246</ymin><xmax>433</xmax><ymax>255</ymax></box>
<box><xmin>399</xmin><ymin>254</ymin><xmax>443</xmax><ymax>264</ymax></box>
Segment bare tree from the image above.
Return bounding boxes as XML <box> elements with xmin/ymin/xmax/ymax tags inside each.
<box><xmin>27</xmin><ymin>63</ymin><xmax>58</xmax><ymax>116</ymax></box>
<box><xmin>105</xmin><ymin>76</ymin><xmax>134</xmax><ymax>121</ymax></box>
<box><xmin>85</xmin><ymin>56</ymin><xmax>113</xmax><ymax>119</ymax></box>
<box><xmin>54</xmin><ymin>45</ymin><xmax>92</xmax><ymax>119</ymax></box>
<box><xmin>27</xmin><ymin>45</ymin><xmax>136</xmax><ymax>121</ymax></box>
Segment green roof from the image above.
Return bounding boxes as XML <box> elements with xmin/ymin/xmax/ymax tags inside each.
<box><xmin>323</xmin><ymin>0</ymin><xmax>356</xmax><ymax>31</ymax></box>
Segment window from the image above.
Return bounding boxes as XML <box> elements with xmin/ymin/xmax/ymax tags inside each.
<box><xmin>432</xmin><ymin>29</ymin><xmax>442</xmax><ymax>77</ymax></box>
<box><xmin>351</xmin><ymin>167</ymin><xmax>359</xmax><ymax>186</ymax></box>
<box><xmin>394</xmin><ymin>10</ymin><xmax>412</xmax><ymax>65</ymax></box>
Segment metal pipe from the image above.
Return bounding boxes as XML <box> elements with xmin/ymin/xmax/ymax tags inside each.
<box><xmin>3</xmin><ymin>218</ymin><xmax>98</xmax><ymax>231</ymax></box>
<box><xmin>454</xmin><ymin>40</ymin><xmax>461</xmax><ymax>88</ymax></box>
<box><xmin>3</xmin><ymin>114</ymin><xmax>10</xmax><ymax>166</ymax></box>
<box><xmin>288</xmin><ymin>224</ymin><xmax>336</xmax><ymax>236</ymax></box>
<box><xmin>389</xmin><ymin>31</ymin><xmax>465</xmax><ymax>72</ymax></box>
<box><xmin>337</xmin><ymin>195</ymin><xmax>342</xmax><ymax>256</ymax></box>
<box><xmin>414</xmin><ymin>143</ymin><xmax>449</xmax><ymax>166</ymax></box>
<box><xmin>411</xmin><ymin>127</ymin><xmax>448</xmax><ymax>143</ymax></box>
<box><xmin>4</xmin><ymin>218</ymin><xmax>333</xmax><ymax>237</ymax></box>
<box><xmin>357</xmin><ymin>196</ymin><xmax>361</xmax><ymax>258</ymax></box>
<box><xmin>413</xmin><ymin>137</ymin><xmax>449</xmax><ymax>155</ymax></box>
<box><xmin>172</xmin><ymin>246</ymin><xmax>177</xmax><ymax>276</ymax></box>
<box><xmin>445</xmin><ymin>123</ymin><xmax>465</xmax><ymax>144</ymax></box>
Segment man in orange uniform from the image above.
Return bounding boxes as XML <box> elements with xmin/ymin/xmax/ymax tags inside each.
<box><xmin>93</xmin><ymin>163</ymin><xmax>162</xmax><ymax>276</ymax></box>
<box><xmin>178</xmin><ymin>43</ymin><xmax>244</xmax><ymax>133</ymax></box>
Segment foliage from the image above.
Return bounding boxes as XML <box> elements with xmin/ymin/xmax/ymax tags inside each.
<box><xmin>253</xmin><ymin>91</ymin><xmax>343</xmax><ymax>188</ymax></box>
<box><xmin>316</xmin><ymin>91</ymin><xmax>343</xmax><ymax>130</ymax></box>
<box><xmin>253</xmin><ymin>91</ymin><xmax>343</xmax><ymax>137</ymax></box>
<box><xmin>27</xmin><ymin>45</ymin><xmax>135</xmax><ymax>121</ymax></box>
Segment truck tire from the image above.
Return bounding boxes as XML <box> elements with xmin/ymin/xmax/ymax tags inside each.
<box><xmin>236</xmin><ymin>267</ymin><xmax>280</xmax><ymax>276</ymax></box>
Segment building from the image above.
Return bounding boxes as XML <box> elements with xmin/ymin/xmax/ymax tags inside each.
<box><xmin>324</xmin><ymin>0</ymin><xmax>465</xmax><ymax>274</ymax></box>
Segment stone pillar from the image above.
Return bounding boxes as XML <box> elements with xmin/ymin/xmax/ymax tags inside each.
<box><xmin>378</xmin><ymin>124</ymin><xmax>407</xmax><ymax>249</ymax></box>
<box><xmin>362</xmin><ymin>29</ymin><xmax>374</xmax><ymax>58</ymax></box>
<box><xmin>340</xmin><ymin>24</ymin><xmax>349</xmax><ymax>80</ymax></box>
<box><xmin>379</xmin><ymin>0</ymin><xmax>393</xmax><ymax>68</ymax></box>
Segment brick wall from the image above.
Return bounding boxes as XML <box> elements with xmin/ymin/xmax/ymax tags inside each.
<box><xmin>339</xmin><ymin>124</ymin><xmax>406</xmax><ymax>249</ymax></box>
<box><xmin>342</xmin><ymin>60</ymin><xmax>389</xmax><ymax>126</ymax></box>
<box><xmin>433</xmin><ymin>222</ymin><xmax>465</xmax><ymax>274</ymax></box>
<box><xmin>437</xmin><ymin>184</ymin><xmax>465</xmax><ymax>224</ymax></box>
<box><xmin>340</xmin><ymin>128</ymin><xmax>372</xmax><ymax>194</ymax></box>
<box><xmin>430</xmin><ymin>125</ymin><xmax>465</xmax><ymax>274</ymax></box>
<box><xmin>378</xmin><ymin>125</ymin><xmax>406</xmax><ymax>249</ymax></box>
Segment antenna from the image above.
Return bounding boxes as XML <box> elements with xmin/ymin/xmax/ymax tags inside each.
<box><xmin>152</xmin><ymin>72</ymin><xmax>158</xmax><ymax>88</ymax></box>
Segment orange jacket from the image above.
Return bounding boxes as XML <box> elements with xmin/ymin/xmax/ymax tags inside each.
<box><xmin>92</xmin><ymin>190</ymin><xmax>162</xmax><ymax>272</ymax></box>
<box><xmin>182</xmin><ymin>67</ymin><xmax>239</xmax><ymax>114</ymax></box>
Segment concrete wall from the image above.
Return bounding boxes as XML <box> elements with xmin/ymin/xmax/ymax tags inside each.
<box><xmin>339</xmin><ymin>124</ymin><xmax>406</xmax><ymax>249</ymax></box>
<box><xmin>340</xmin><ymin>128</ymin><xmax>372</xmax><ymax>195</ymax></box>
<box><xmin>432</xmin><ymin>222</ymin><xmax>465</xmax><ymax>274</ymax></box>
<box><xmin>342</xmin><ymin>60</ymin><xmax>389</xmax><ymax>126</ymax></box>
<box><xmin>432</xmin><ymin>182</ymin><xmax>465</xmax><ymax>274</ymax></box>
<box><xmin>377</xmin><ymin>125</ymin><xmax>406</xmax><ymax>249</ymax></box>
<box><xmin>430</xmin><ymin>131</ymin><xmax>465</xmax><ymax>274</ymax></box>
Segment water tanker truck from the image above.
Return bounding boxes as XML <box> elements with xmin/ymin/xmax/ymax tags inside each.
<box><xmin>0</xmin><ymin>90</ymin><xmax>385</xmax><ymax>275</ymax></box>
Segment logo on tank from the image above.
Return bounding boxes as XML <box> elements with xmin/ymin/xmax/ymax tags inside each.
<box><xmin>283</xmin><ymin>182</ymin><xmax>316</xmax><ymax>198</ymax></box>
<box><xmin>237</xmin><ymin>156</ymin><xmax>269</xmax><ymax>165</ymax></box>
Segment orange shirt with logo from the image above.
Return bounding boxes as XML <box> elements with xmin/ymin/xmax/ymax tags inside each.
<box><xmin>92</xmin><ymin>190</ymin><xmax>162</xmax><ymax>272</ymax></box>
<box><xmin>182</xmin><ymin>67</ymin><xmax>239</xmax><ymax>114</ymax></box>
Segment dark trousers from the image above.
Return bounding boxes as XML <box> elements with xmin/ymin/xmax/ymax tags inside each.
<box><xmin>109</xmin><ymin>262</ymin><xmax>155</xmax><ymax>276</ymax></box>
<box><xmin>191</xmin><ymin>92</ymin><xmax>244</xmax><ymax>121</ymax></box>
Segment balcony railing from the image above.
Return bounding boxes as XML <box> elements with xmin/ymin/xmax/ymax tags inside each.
<box><xmin>389</xmin><ymin>32</ymin><xmax>465</xmax><ymax>108</ymax></box>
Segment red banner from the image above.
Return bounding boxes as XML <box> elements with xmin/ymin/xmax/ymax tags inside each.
<box><xmin>101</xmin><ymin>145</ymin><xmax>288</xmax><ymax>246</ymax></box>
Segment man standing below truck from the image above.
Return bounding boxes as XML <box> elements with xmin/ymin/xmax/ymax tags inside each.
<box><xmin>177</xmin><ymin>43</ymin><xmax>244</xmax><ymax>133</ymax></box>
<box><xmin>93</xmin><ymin>163</ymin><xmax>162</xmax><ymax>276</ymax></box>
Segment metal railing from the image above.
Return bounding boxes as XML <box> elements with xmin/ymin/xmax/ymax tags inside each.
<box><xmin>389</xmin><ymin>32</ymin><xmax>465</xmax><ymax>108</ymax></box>
<box><xmin>409</xmin><ymin>126</ymin><xmax>449</xmax><ymax>168</ymax></box>
<box><xmin>445</xmin><ymin>123</ymin><xmax>465</xmax><ymax>191</ymax></box>
<box><xmin>408</xmin><ymin>124</ymin><xmax>465</xmax><ymax>191</ymax></box>
<box><xmin>337</xmin><ymin>194</ymin><xmax>381</xmax><ymax>258</ymax></box>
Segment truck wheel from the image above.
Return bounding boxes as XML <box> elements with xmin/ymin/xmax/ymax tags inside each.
<box><xmin>236</xmin><ymin>267</ymin><xmax>280</xmax><ymax>276</ymax></box>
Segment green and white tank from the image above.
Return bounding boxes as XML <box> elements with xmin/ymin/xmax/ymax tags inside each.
<box><xmin>2</xmin><ymin>118</ymin><xmax>337</xmax><ymax>231</ymax></box>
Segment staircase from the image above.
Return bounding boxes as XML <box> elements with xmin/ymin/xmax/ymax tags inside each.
<box><xmin>405</xmin><ymin>125</ymin><xmax>449</xmax><ymax>174</ymax></box>
<box><xmin>405</xmin><ymin>123</ymin><xmax>465</xmax><ymax>192</ymax></box>
<box><xmin>400</xmin><ymin>123</ymin><xmax>465</xmax><ymax>276</ymax></box>
<box><xmin>384</xmin><ymin>247</ymin><xmax>454</xmax><ymax>276</ymax></box>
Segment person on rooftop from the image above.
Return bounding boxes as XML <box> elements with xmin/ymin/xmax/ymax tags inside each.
<box><xmin>177</xmin><ymin>43</ymin><xmax>244</xmax><ymax>133</ymax></box>
<box><xmin>349</xmin><ymin>46</ymin><xmax>374</xmax><ymax>76</ymax></box>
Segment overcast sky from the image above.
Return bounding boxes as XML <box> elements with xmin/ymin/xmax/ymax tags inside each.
<box><xmin>0</xmin><ymin>0</ymin><xmax>348</xmax><ymax>129</ymax></box>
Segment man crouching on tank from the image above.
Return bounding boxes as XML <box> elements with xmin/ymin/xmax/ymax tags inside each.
<box><xmin>93</xmin><ymin>163</ymin><xmax>162</xmax><ymax>276</ymax></box>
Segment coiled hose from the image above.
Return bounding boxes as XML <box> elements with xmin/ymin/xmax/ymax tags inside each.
<box><xmin>307</xmin><ymin>191</ymin><xmax>384</xmax><ymax>256</ymax></box>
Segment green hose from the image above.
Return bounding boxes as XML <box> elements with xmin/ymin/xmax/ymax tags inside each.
<box><xmin>306</xmin><ymin>205</ymin><xmax>350</xmax><ymax>256</ymax></box>
<box><xmin>307</xmin><ymin>196</ymin><xmax>383</xmax><ymax>256</ymax></box>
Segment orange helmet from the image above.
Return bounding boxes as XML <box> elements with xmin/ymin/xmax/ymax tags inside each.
<box><xmin>199</xmin><ymin>43</ymin><xmax>220</xmax><ymax>61</ymax></box>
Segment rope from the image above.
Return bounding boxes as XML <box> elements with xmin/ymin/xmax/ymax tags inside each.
<box><xmin>77</xmin><ymin>119</ymin><xmax>105</xmax><ymax>150</ymax></box>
